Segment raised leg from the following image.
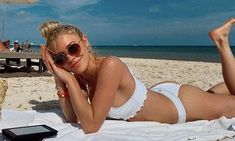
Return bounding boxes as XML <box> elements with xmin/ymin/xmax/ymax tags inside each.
<box><xmin>207</xmin><ymin>82</ymin><xmax>230</xmax><ymax>95</ymax></box>
<box><xmin>209</xmin><ymin>18</ymin><xmax>235</xmax><ymax>94</ymax></box>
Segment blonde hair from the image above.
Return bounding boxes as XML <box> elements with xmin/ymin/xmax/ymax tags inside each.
<box><xmin>39</xmin><ymin>20</ymin><xmax>97</xmax><ymax>58</ymax></box>
<box><xmin>39</xmin><ymin>21</ymin><xmax>83</xmax><ymax>47</ymax></box>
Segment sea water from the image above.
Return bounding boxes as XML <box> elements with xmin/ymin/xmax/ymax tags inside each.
<box><xmin>30</xmin><ymin>45</ymin><xmax>235</xmax><ymax>63</ymax></box>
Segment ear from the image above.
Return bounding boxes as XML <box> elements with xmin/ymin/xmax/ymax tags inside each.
<box><xmin>81</xmin><ymin>35</ymin><xmax>90</xmax><ymax>46</ymax></box>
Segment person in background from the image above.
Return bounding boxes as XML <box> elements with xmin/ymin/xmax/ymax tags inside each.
<box><xmin>10</xmin><ymin>40</ymin><xmax>22</xmax><ymax>52</ymax></box>
<box><xmin>0</xmin><ymin>40</ymin><xmax>10</xmax><ymax>51</ymax></box>
<box><xmin>40</xmin><ymin>18</ymin><xmax>235</xmax><ymax>134</ymax></box>
<box><xmin>25</xmin><ymin>43</ymin><xmax>33</xmax><ymax>52</ymax></box>
<box><xmin>9</xmin><ymin>40</ymin><xmax>21</xmax><ymax>65</ymax></box>
<box><xmin>22</xmin><ymin>40</ymin><xmax>32</xmax><ymax>52</ymax></box>
<box><xmin>2</xmin><ymin>40</ymin><xmax>10</xmax><ymax>49</ymax></box>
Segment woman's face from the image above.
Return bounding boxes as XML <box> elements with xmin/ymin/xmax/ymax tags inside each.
<box><xmin>49</xmin><ymin>34</ymin><xmax>90</xmax><ymax>74</ymax></box>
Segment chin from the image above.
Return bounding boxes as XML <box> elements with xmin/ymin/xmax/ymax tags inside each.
<box><xmin>71</xmin><ymin>63</ymin><xmax>87</xmax><ymax>74</ymax></box>
<box><xmin>69</xmin><ymin>55</ymin><xmax>90</xmax><ymax>75</ymax></box>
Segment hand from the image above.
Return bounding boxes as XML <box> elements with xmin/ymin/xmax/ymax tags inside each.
<box><xmin>40</xmin><ymin>45</ymin><xmax>53</xmax><ymax>74</ymax></box>
<box><xmin>40</xmin><ymin>45</ymin><xmax>75</xmax><ymax>84</ymax></box>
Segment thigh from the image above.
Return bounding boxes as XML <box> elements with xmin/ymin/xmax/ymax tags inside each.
<box><xmin>179</xmin><ymin>84</ymin><xmax>235</xmax><ymax>121</ymax></box>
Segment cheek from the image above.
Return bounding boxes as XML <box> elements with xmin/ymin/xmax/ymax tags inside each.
<box><xmin>69</xmin><ymin>55</ymin><xmax>90</xmax><ymax>74</ymax></box>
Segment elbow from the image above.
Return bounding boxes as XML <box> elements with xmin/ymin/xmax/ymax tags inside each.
<box><xmin>65</xmin><ymin>116</ymin><xmax>77</xmax><ymax>123</ymax></box>
<box><xmin>83</xmin><ymin>128</ymin><xmax>99</xmax><ymax>134</ymax></box>
<box><xmin>82</xmin><ymin>123</ymin><xmax>101</xmax><ymax>134</ymax></box>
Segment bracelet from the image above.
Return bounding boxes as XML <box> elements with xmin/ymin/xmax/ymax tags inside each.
<box><xmin>56</xmin><ymin>87</ymin><xmax>69</xmax><ymax>98</ymax></box>
<box><xmin>55</xmin><ymin>86</ymin><xmax>65</xmax><ymax>91</ymax></box>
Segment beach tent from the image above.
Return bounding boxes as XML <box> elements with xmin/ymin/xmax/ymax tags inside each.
<box><xmin>0</xmin><ymin>0</ymin><xmax>37</xmax><ymax>40</ymax></box>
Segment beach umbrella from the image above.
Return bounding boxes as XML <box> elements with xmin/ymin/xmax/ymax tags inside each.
<box><xmin>0</xmin><ymin>0</ymin><xmax>37</xmax><ymax>4</ymax></box>
<box><xmin>0</xmin><ymin>0</ymin><xmax>37</xmax><ymax>40</ymax></box>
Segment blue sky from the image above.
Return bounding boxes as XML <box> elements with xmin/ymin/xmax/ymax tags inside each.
<box><xmin>1</xmin><ymin>0</ymin><xmax>235</xmax><ymax>45</ymax></box>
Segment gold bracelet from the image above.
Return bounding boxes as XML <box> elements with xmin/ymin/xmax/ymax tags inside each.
<box><xmin>55</xmin><ymin>86</ymin><xmax>69</xmax><ymax>98</ymax></box>
<box><xmin>57</xmin><ymin>89</ymin><xmax>69</xmax><ymax>98</ymax></box>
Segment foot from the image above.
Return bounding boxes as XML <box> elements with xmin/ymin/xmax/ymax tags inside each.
<box><xmin>209</xmin><ymin>18</ymin><xmax>235</xmax><ymax>49</ymax></box>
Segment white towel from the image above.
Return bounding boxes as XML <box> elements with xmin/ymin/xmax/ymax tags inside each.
<box><xmin>1</xmin><ymin>109</ymin><xmax>235</xmax><ymax>141</ymax></box>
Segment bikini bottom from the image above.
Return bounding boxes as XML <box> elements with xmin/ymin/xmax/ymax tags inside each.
<box><xmin>151</xmin><ymin>83</ymin><xmax>186</xmax><ymax>123</ymax></box>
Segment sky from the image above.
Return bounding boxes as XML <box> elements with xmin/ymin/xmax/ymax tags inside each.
<box><xmin>0</xmin><ymin>0</ymin><xmax>235</xmax><ymax>45</ymax></box>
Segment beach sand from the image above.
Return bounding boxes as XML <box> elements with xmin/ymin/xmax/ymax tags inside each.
<box><xmin>1</xmin><ymin>58</ymin><xmax>223</xmax><ymax>110</ymax></box>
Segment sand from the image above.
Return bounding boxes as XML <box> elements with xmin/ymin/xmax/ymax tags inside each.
<box><xmin>1</xmin><ymin>58</ymin><xmax>223</xmax><ymax>110</ymax></box>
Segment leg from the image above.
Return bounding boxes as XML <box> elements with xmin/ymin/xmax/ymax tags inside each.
<box><xmin>209</xmin><ymin>18</ymin><xmax>235</xmax><ymax>94</ymax></box>
<box><xmin>16</xmin><ymin>59</ymin><xmax>20</xmax><ymax>65</ymax></box>
<box><xmin>207</xmin><ymin>82</ymin><xmax>230</xmax><ymax>95</ymax></box>
<box><xmin>6</xmin><ymin>59</ymin><xmax>10</xmax><ymax>65</ymax></box>
<box><xmin>179</xmin><ymin>84</ymin><xmax>235</xmax><ymax>121</ymax></box>
<box><xmin>38</xmin><ymin>59</ymin><xmax>43</xmax><ymax>73</ymax></box>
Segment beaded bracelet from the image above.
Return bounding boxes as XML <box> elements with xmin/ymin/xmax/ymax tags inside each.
<box><xmin>56</xmin><ymin>87</ymin><xmax>69</xmax><ymax>98</ymax></box>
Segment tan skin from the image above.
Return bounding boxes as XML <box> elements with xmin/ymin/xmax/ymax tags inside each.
<box><xmin>41</xmin><ymin>18</ymin><xmax>235</xmax><ymax>134</ymax></box>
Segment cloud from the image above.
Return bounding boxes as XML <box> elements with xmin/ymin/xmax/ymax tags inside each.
<box><xmin>149</xmin><ymin>5</ymin><xmax>160</xmax><ymax>13</ymax></box>
<box><xmin>45</xmin><ymin>0</ymin><xmax>101</xmax><ymax>12</ymax></box>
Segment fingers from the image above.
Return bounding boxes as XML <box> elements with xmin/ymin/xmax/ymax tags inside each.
<box><xmin>40</xmin><ymin>45</ymin><xmax>71</xmax><ymax>83</ymax></box>
<box><xmin>54</xmin><ymin>76</ymin><xmax>66</xmax><ymax>87</ymax></box>
<box><xmin>40</xmin><ymin>45</ymin><xmax>54</xmax><ymax>74</ymax></box>
<box><xmin>45</xmin><ymin>50</ymin><xmax>64</xmax><ymax>76</ymax></box>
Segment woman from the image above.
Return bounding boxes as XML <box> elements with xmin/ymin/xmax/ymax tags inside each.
<box><xmin>40</xmin><ymin>18</ymin><xmax>235</xmax><ymax>134</ymax></box>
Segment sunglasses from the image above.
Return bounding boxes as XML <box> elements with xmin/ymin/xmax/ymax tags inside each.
<box><xmin>49</xmin><ymin>43</ymin><xmax>81</xmax><ymax>66</ymax></box>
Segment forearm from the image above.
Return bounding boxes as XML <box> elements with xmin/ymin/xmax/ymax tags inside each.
<box><xmin>58</xmin><ymin>97</ymin><xmax>77</xmax><ymax>122</ymax></box>
<box><xmin>66</xmin><ymin>77</ymin><xmax>100</xmax><ymax>133</ymax></box>
<box><xmin>54</xmin><ymin>77</ymin><xmax>77</xmax><ymax>122</ymax></box>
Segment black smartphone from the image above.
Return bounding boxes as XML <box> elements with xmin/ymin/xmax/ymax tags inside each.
<box><xmin>2</xmin><ymin>124</ymin><xmax>58</xmax><ymax>141</ymax></box>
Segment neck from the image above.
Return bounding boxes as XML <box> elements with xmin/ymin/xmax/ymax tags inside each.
<box><xmin>82</xmin><ymin>54</ymin><xmax>101</xmax><ymax>81</ymax></box>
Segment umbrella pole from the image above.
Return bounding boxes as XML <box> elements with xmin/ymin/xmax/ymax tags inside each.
<box><xmin>2</xmin><ymin>5</ymin><xmax>5</xmax><ymax>40</ymax></box>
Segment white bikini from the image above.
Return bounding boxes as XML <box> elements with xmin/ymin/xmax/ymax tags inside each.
<box><xmin>108</xmin><ymin>68</ymin><xmax>186</xmax><ymax>123</ymax></box>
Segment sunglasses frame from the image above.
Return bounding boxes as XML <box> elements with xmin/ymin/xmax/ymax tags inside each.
<box><xmin>48</xmin><ymin>39</ymin><xmax>82</xmax><ymax>66</ymax></box>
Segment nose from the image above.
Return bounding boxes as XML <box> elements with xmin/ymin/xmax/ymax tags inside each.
<box><xmin>66</xmin><ymin>54</ymin><xmax>76</xmax><ymax>62</ymax></box>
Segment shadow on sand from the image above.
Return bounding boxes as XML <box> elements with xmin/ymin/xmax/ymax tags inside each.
<box><xmin>0</xmin><ymin>65</ymin><xmax>51</xmax><ymax>78</ymax></box>
<box><xmin>29</xmin><ymin>100</ymin><xmax>59</xmax><ymax>111</ymax></box>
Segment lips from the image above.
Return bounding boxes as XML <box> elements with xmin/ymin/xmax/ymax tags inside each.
<box><xmin>70</xmin><ymin>57</ymin><xmax>82</xmax><ymax>68</ymax></box>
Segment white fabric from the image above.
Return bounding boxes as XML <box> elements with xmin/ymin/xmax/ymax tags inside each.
<box><xmin>1</xmin><ymin>109</ymin><xmax>235</xmax><ymax>141</ymax></box>
<box><xmin>151</xmin><ymin>83</ymin><xmax>186</xmax><ymax>123</ymax></box>
<box><xmin>108</xmin><ymin>69</ymin><xmax>147</xmax><ymax>120</ymax></box>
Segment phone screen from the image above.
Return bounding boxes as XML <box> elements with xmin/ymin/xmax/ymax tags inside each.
<box><xmin>9</xmin><ymin>126</ymin><xmax>50</xmax><ymax>135</ymax></box>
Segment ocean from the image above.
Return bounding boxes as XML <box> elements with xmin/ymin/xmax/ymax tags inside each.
<box><xmin>30</xmin><ymin>45</ymin><xmax>235</xmax><ymax>63</ymax></box>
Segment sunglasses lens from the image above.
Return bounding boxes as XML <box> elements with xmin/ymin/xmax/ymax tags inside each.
<box><xmin>54</xmin><ymin>54</ymin><xmax>67</xmax><ymax>65</ymax></box>
<box><xmin>68</xmin><ymin>44</ymin><xmax>80</xmax><ymax>55</ymax></box>
<box><xmin>49</xmin><ymin>43</ymin><xmax>80</xmax><ymax>66</ymax></box>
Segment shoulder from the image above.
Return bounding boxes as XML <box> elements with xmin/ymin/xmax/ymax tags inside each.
<box><xmin>98</xmin><ymin>56</ymin><xmax>126</xmax><ymax>78</ymax></box>
<box><xmin>100</xmin><ymin>56</ymin><xmax>124</xmax><ymax>68</ymax></box>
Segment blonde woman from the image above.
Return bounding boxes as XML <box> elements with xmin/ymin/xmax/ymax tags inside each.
<box><xmin>40</xmin><ymin>19</ymin><xmax>235</xmax><ymax>134</ymax></box>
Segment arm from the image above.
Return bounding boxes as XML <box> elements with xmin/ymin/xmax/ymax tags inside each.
<box><xmin>40</xmin><ymin>45</ymin><xmax>78</xmax><ymax>122</ymax></box>
<box><xmin>55</xmin><ymin>77</ymin><xmax>78</xmax><ymax>122</ymax></box>
<box><xmin>66</xmin><ymin>58</ymin><xmax>124</xmax><ymax>133</ymax></box>
<box><xmin>50</xmin><ymin>57</ymin><xmax>124</xmax><ymax>133</ymax></box>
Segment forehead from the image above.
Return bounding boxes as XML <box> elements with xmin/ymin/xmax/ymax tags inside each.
<box><xmin>50</xmin><ymin>34</ymin><xmax>81</xmax><ymax>52</ymax></box>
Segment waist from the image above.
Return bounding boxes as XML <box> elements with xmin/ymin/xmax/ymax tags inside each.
<box><xmin>108</xmin><ymin>79</ymin><xmax>147</xmax><ymax>120</ymax></box>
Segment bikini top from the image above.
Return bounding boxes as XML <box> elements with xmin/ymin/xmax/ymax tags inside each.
<box><xmin>108</xmin><ymin>68</ymin><xmax>147</xmax><ymax>120</ymax></box>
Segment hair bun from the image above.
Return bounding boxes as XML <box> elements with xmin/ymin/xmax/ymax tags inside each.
<box><xmin>39</xmin><ymin>21</ymin><xmax>61</xmax><ymax>39</ymax></box>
